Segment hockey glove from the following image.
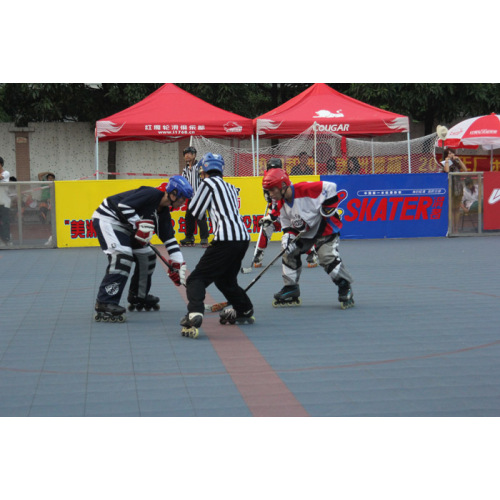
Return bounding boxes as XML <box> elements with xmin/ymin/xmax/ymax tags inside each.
<box><xmin>320</xmin><ymin>204</ymin><xmax>337</xmax><ymax>218</ymax></box>
<box><xmin>281</xmin><ymin>232</ymin><xmax>298</xmax><ymax>254</ymax></box>
<box><xmin>258</xmin><ymin>213</ymin><xmax>277</xmax><ymax>228</ymax></box>
<box><xmin>168</xmin><ymin>260</ymin><xmax>186</xmax><ymax>287</ymax></box>
<box><xmin>134</xmin><ymin>219</ymin><xmax>155</xmax><ymax>245</ymax></box>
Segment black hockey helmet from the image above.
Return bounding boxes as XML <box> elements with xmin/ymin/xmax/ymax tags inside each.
<box><xmin>267</xmin><ymin>158</ymin><xmax>282</xmax><ymax>170</ymax></box>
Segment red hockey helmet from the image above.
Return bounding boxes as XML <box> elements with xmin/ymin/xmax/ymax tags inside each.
<box><xmin>262</xmin><ymin>168</ymin><xmax>291</xmax><ymax>191</ymax></box>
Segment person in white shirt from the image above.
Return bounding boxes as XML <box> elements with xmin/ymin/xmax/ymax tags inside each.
<box><xmin>461</xmin><ymin>178</ymin><xmax>479</xmax><ymax>213</ymax></box>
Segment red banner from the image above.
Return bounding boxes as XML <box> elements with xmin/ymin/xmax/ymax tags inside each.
<box><xmin>460</xmin><ymin>155</ymin><xmax>500</xmax><ymax>172</ymax></box>
<box><xmin>483</xmin><ymin>172</ymin><xmax>500</xmax><ymax>230</ymax></box>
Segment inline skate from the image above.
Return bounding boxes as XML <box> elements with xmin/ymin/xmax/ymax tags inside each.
<box><xmin>94</xmin><ymin>301</ymin><xmax>127</xmax><ymax>322</ymax></box>
<box><xmin>252</xmin><ymin>249</ymin><xmax>264</xmax><ymax>268</ymax></box>
<box><xmin>180</xmin><ymin>312</ymin><xmax>203</xmax><ymax>339</ymax></box>
<box><xmin>179</xmin><ymin>236</ymin><xmax>195</xmax><ymax>247</ymax></box>
<box><xmin>336</xmin><ymin>278</ymin><xmax>355</xmax><ymax>309</ymax></box>
<box><xmin>219</xmin><ymin>307</ymin><xmax>255</xmax><ymax>325</ymax></box>
<box><xmin>272</xmin><ymin>284</ymin><xmax>301</xmax><ymax>307</ymax></box>
<box><xmin>127</xmin><ymin>293</ymin><xmax>160</xmax><ymax>312</ymax></box>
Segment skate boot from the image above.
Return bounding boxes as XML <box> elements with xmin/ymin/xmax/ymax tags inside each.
<box><xmin>180</xmin><ymin>312</ymin><xmax>203</xmax><ymax>339</ymax></box>
<box><xmin>272</xmin><ymin>284</ymin><xmax>301</xmax><ymax>307</ymax></box>
<box><xmin>127</xmin><ymin>293</ymin><xmax>160</xmax><ymax>312</ymax></box>
<box><xmin>179</xmin><ymin>236</ymin><xmax>195</xmax><ymax>247</ymax></box>
<box><xmin>336</xmin><ymin>278</ymin><xmax>355</xmax><ymax>309</ymax></box>
<box><xmin>219</xmin><ymin>307</ymin><xmax>255</xmax><ymax>325</ymax></box>
<box><xmin>306</xmin><ymin>248</ymin><xmax>319</xmax><ymax>268</ymax></box>
<box><xmin>94</xmin><ymin>301</ymin><xmax>127</xmax><ymax>322</ymax></box>
<box><xmin>200</xmin><ymin>238</ymin><xmax>209</xmax><ymax>248</ymax></box>
<box><xmin>252</xmin><ymin>249</ymin><xmax>264</xmax><ymax>268</ymax></box>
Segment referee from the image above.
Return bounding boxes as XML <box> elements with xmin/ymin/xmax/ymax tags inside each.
<box><xmin>180</xmin><ymin>152</ymin><xmax>254</xmax><ymax>331</ymax></box>
<box><xmin>180</xmin><ymin>146</ymin><xmax>209</xmax><ymax>247</ymax></box>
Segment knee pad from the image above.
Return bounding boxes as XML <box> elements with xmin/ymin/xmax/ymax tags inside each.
<box><xmin>327</xmin><ymin>259</ymin><xmax>354</xmax><ymax>283</ymax></box>
<box><xmin>107</xmin><ymin>252</ymin><xmax>133</xmax><ymax>277</ymax></box>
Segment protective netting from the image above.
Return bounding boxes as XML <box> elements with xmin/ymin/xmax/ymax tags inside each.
<box><xmin>192</xmin><ymin>127</ymin><xmax>440</xmax><ymax>176</ymax></box>
<box><xmin>191</xmin><ymin>136</ymin><xmax>256</xmax><ymax>177</ymax></box>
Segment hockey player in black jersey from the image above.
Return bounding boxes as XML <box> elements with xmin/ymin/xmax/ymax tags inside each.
<box><xmin>92</xmin><ymin>176</ymin><xmax>193</xmax><ymax>322</ymax></box>
<box><xmin>180</xmin><ymin>153</ymin><xmax>254</xmax><ymax>339</ymax></box>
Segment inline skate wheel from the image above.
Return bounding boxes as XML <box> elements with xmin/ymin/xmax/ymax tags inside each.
<box><xmin>181</xmin><ymin>327</ymin><xmax>199</xmax><ymax>339</ymax></box>
<box><xmin>340</xmin><ymin>299</ymin><xmax>355</xmax><ymax>310</ymax></box>
<box><xmin>272</xmin><ymin>298</ymin><xmax>301</xmax><ymax>308</ymax></box>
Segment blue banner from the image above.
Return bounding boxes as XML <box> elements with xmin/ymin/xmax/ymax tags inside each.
<box><xmin>321</xmin><ymin>174</ymin><xmax>448</xmax><ymax>239</ymax></box>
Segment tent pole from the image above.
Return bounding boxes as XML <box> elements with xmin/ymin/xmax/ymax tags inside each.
<box><xmin>95</xmin><ymin>132</ymin><xmax>99</xmax><ymax>180</ymax></box>
<box><xmin>313</xmin><ymin>122</ymin><xmax>317</xmax><ymax>175</ymax></box>
<box><xmin>407</xmin><ymin>131</ymin><xmax>412</xmax><ymax>173</ymax></box>
<box><xmin>256</xmin><ymin>123</ymin><xmax>260</xmax><ymax>176</ymax></box>
<box><xmin>251</xmin><ymin>135</ymin><xmax>255</xmax><ymax>176</ymax></box>
<box><xmin>371</xmin><ymin>138</ymin><xmax>375</xmax><ymax>174</ymax></box>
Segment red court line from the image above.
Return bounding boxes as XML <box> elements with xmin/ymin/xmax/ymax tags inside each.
<box><xmin>158</xmin><ymin>247</ymin><xmax>309</xmax><ymax>417</ymax></box>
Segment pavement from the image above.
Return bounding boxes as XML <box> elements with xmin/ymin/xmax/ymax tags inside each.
<box><xmin>1</xmin><ymin>236</ymin><xmax>499</xmax><ymax>417</ymax></box>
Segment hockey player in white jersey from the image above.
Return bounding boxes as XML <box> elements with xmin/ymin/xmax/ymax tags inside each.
<box><xmin>261</xmin><ymin>168</ymin><xmax>354</xmax><ymax>309</ymax></box>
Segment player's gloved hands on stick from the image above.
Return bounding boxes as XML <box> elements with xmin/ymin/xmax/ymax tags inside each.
<box><xmin>134</xmin><ymin>219</ymin><xmax>155</xmax><ymax>245</ymax></box>
<box><xmin>168</xmin><ymin>260</ymin><xmax>186</xmax><ymax>287</ymax></box>
<box><xmin>258</xmin><ymin>214</ymin><xmax>276</xmax><ymax>228</ymax></box>
<box><xmin>281</xmin><ymin>232</ymin><xmax>297</xmax><ymax>255</ymax></box>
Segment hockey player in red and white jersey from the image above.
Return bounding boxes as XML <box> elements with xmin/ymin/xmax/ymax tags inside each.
<box><xmin>261</xmin><ymin>168</ymin><xmax>354</xmax><ymax>309</ymax></box>
<box><xmin>254</xmin><ymin>158</ymin><xmax>319</xmax><ymax>268</ymax></box>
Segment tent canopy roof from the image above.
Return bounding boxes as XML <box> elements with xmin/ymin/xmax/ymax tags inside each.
<box><xmin>255</xmin><ymin>83</ymin><xmax>409</xmax><ymax>138</ymax></box>
<box><xmin>96</xmin><ymin>83</ymin><xmax>254</xmax><ymax>142</ymax></box>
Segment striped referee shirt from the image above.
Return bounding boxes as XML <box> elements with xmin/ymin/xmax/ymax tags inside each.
<box><xmin>181</xmin><ymin>162</ymin><xmax>202</xmax><ymax>193</ymax></box>
<box><xmin>188</xmin><ymin>176</ymin><xmax>250</xmax><ymax>242</ymax></box>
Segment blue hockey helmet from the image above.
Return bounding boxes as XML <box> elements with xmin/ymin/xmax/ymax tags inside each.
<box><xmin>199</xmin><ymin>152</ymin><xmax>224</xmax><ymax>175</ymax></box>
<box><xmin>159</xmin><ymin>175</ymin><xmax>193</xmax><ymax>199</ymax></box>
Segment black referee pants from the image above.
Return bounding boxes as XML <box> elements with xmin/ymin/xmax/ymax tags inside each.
<box><xmin>185</xmin><ymin>201</ymin><xmax>208</xmax><ymax>239</ymax></box>
<box><xmin>186</xmin><ymin>240</ymin><xmax>253</xmax><ymax>315</ymax></box>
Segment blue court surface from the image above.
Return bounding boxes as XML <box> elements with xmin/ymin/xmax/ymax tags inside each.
<box><xmin>1</xmin><ymin>236</ymin><xmax>499</xmax><ymax>418</ymax></box>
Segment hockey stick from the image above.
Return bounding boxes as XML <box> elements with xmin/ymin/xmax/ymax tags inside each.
<box><xmin>241</xmin><ymin>205</ymin><xmax>269</xmax><ymax>274</ymax></box>
<box><xmin>207</xmin><ymin>234</ymin><xmax>302</xmax><ymax>312</ymax></box>
<box><xmin>148</xmin><ymin>243</ymin><xmax>175</xmax><ymax>272</ymax></box>
<box><xmin>148</xmin><ymin>243</ymin><xmax>187</xmax><ymax>288</ymax></box>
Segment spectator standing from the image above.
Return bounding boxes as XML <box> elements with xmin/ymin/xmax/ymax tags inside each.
<box><xmin>180</xmin><ymin>146</ymin><xmax>209</xmax><ymax>247</ymax></box>
<box><xmin>290</xmin><ymin>151</ymin><xmax>314</xmax><ymax>175</ymax></box>
<box><xmin>0</xmin><ymin>157</ymin><xmax>13</xmax><ymax>247</ymax></box>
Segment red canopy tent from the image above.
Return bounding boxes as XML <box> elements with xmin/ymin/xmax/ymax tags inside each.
<box><xmin>254</xmin><ymin>83</ymin><xmax>411</xmax><ymax>173</ymax></box>
<box><xmin>254</xmin><ymin>83</ymin><xmax>409</xmax><ymax>138</ymax></box>
<box><xmin>96</xmin><ymin>83</ymin><xmax>254</xmax><ymax>142</ymax></box>
<box><xmin>95</xmin><ymin>83</ymin><xmax>254</xmax><ymax>176</ymax></box>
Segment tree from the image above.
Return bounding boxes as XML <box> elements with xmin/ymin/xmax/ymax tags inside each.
<box><xmin>345</xmin><ymin>83</ymin><xmax>500</xmax><ymax>134</ymax></box>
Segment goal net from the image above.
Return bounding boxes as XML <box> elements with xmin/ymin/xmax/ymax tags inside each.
<box><xmin>192</xmin><ymin>127</ymin><xmax>440</xmax><ymax>177</ymax></box>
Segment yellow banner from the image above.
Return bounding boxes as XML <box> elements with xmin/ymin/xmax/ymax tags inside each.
<box><xmin>54</xmin><ymin>176</ymin><xmax>319</xmax><ymax>248</ymax></box>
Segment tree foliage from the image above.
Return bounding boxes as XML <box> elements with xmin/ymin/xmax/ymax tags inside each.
<box><xmin>0</xmin><ymin>83</ymin><xmax>498</xmax><ymax>135</ymax></box>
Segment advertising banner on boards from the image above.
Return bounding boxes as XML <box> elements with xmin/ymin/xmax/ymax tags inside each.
<box><xmin>482</xmin><ymin>172</ymin><xmax>500</xmax><ymax>230</ymax></box>
<box><xmin>54</xmin><ymin>174</ymin><xmax>449</xmax><ymax>247</ymax></box>
<box><xmin>323</xmin><ymin>174</ymin><xmax>449</xmax><ymax>239</ymax></box>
